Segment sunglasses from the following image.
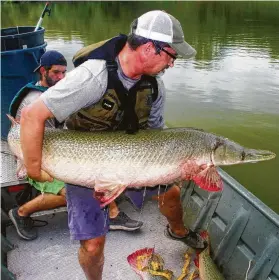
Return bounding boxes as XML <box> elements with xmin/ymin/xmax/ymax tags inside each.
<box><xmin>152</xmin><ymin>41</ymin><xmax>177</xmax><ymax>61</ymax></box>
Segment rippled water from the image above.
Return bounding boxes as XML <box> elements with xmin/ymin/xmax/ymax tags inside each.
<box><xmin>2</xmin><ymin>2</ymin><xmax>279</xmax><ymax>213</ymax></box>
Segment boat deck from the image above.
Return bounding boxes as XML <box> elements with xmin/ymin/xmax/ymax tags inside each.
<box><xmin>3</xmin><ymin>137</ymin><xmax>279</xmax><ymax>280</ymax></box>
<box><xmin>6</xmin><ymin>199</ymin><xmax>197</xmax><ymax>280</ymax></box>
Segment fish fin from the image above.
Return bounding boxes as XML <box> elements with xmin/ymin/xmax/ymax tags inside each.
<box><xmin>193</xmin><ymin>231</ymin><xmax>210</xmax><ymax>270</ymax></box>
<box><xmin>199</xmin><ymin>231</ymin><xmax>211</xmax><ymax>255</ymax></box>
<box><xmin>184</xmin><ymin>127</ymin><xmax>205</xmax><ymax>132</ymax></box>
<box><xmin>16</xmin><ymin>160</ymin><xmax>27</xmax><ymax>179</ymax></box>
<box><xmin>192</xmin><ymin>166</ymin><xmax>223</xmax><ymax>192</ymax></box>
<box><xmin>94</xmin><ymin>179</ymin><xmax>126</xmax><ymax>207</ymax></box>
<box><xmin>127</xmin><ymin>247</ymin><xmax>154</xmax><ymax>279</ymax></box>
<box><xmin>199</xmin><ymin>231</ymin><xmax>209</xmax><ymax>244</ymax></box>
<box><xmin>7</xmin><ymin>114</ymin><xmax>19</xmax><ymax>126</ymax></box>
<box><xmin>167</xmin><ymin>127</ymin><xmax>205</xmax><ymax>132</ymax></box>
<box><xmin>190</xmin><ymin>269</ymin><xmax>200</xmax><ymax>280</ymax></box>
<box><xmin>194</xmin><ymin>255</ymin><xmax>199</xmax><ymax>268</ymax></box>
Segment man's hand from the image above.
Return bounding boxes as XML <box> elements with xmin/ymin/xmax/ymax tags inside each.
<box><xmin>28</xmin><ymin>169</ymin><xmax>53</xmax><ymax>182</ymax></box>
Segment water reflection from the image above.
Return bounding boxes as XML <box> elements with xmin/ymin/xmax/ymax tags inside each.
<box><xmin>165</xmin><ymin>48</ymin><xmax>279</xmax><ymax>115</ymax></box>
<box><xmin>2</xmin><ymin>1</ymin><xmax>279</xmax><ymax>212</ymax></box>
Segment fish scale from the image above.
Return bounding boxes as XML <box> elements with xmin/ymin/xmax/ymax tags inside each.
<box><xmin>198</xmin><ymin>243</ymin><xmax>225</xmax><ymax>280</ymax></box>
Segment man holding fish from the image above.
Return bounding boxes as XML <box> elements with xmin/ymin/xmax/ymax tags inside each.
<box><xmin>19</xmin><ymin>10</ymin><xmax>207</xmax><ymax>280</ymax></box>
<box><xmin>8</xmin><ymin>50</ymin><xmax>142</xmax><ymax>241</ymax></box>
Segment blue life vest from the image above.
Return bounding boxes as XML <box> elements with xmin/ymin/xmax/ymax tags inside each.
<box><xmin>9</xmin><ymin>82</ymin><xmax>47</xmax><ymax>118</ymax></box>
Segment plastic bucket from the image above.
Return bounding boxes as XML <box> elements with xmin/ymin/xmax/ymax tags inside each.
<box><xmin>1</xmin><ymin>26</ymin><xmax>46</xmax><ymax>139</ymax></box>
<box><xmin>1</xmin><ymin>26</ymin><xmax>45</xmax><ymax>51</ymax></box>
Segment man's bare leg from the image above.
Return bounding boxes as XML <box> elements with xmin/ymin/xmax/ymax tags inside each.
<box><xmin>79</xmin><ymin>236</ymin><xmax>106</xmax><ymax>280</ymax></box>
<box><xmin>152</xmin><ymin>184</ymin><xmax>187</xmax><ymax>236</ymax></box>
<box><xmin>18</xmin><ymin>191</ymin><xmax>66</xmax><ymax>217</ymax></box>
<box><xmin>152</xmin><ymin>185</ymin><xmax>206</xmax><ymax>249</ymax></box>
<box><xmin>108</xmin><ymin>201</ymin><xmax>120</xmax><ymax>219</ymax></box>
<box><xmin>9</xmin><ymin>188</ymin><xmax>67</xmax><ymax>240</ymax></box>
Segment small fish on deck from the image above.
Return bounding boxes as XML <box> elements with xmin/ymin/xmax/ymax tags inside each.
<box><xmin>127</xmin><ymin>247</ymin><xmax>174</xmax><ymax>279</ymax></box>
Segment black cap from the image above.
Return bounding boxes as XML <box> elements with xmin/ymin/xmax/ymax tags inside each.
<box><xmin>34</xmin><ymin>50</ymin><xmax>67</xmax><ymax>72</ymax></box>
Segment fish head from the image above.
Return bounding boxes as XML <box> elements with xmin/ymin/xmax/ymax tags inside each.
<box><xmin>148</xmin><ymin>254</ymin><xmax>165</xmax><ymax>271</ymax></box>
<box><xmin>212</xmin><ymin>137</ymin><xmax>276</xmax><ymax>166</ymax></box>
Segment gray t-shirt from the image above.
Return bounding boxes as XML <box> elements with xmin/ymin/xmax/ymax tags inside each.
<box><xmin>41</xmin><ymin>58</ymin><xmax>166</xmax><ymax>129</ymax></box>
<box><xmin>16</xmin><ymin>82</ymin><xmax>56</xmax><ymax>128</ymax></box>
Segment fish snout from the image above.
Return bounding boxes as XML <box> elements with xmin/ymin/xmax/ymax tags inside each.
<box><xmin>243</xmin><ymin>149</ymin><xmax>276</xmax><ymax>163</ymax></box>
<box><xmin>213</xmin><ymin>140</ymin><xmax>276</xmax><ymax>165</ymax></box>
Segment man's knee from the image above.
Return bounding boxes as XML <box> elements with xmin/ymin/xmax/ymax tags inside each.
<box><xmin>80</xmin><ymin>236</ymin><xmax>106</xmax><ymax>256</ymax></box>
<box><xmin>58</xmin><ymin>187</ymin><xmax>66</xmax><ymax>197</ymax></box>
<box><xmin>164</xmin><ymin>184</ymin><xmax>181</xmax><ymax>198</ymax></box>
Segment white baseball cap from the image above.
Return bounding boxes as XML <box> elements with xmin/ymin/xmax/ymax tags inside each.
<box><xmin>133</xmin><ymin>10</ymin><xmax>196</xmax><ymax>59</ymax></box>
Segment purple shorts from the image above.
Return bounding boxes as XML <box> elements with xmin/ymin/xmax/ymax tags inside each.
<box><xmin>65</xmin><ymin>183</ymin><xmax>173</xmax><ymax>240</ymax></box>
<box><xmin>66</xmin><ymin>183</ymin><xmax>109</xmax><ymax>240</ymax></box>
<box><xmin>124</xmin><ymin>184</ymin><xmax>172</xmax><ymax>210</ymax></box>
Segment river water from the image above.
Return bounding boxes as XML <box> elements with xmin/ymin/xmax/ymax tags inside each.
<box><xmin>2</xmin><ymin>2</ymin><xmax>279</xmax><ymax>213</ymax></box>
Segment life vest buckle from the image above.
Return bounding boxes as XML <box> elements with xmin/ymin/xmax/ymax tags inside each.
<box><xmin>106</xmin><ymin>60</ymin><xmax>118</xmax><ymax>72</ymax></box>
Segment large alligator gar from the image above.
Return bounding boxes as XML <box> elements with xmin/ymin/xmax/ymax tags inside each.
<box><xmin>8</xmin><ymin>117</ymin><xmax>275</xmax><ymax>206</ymax></box>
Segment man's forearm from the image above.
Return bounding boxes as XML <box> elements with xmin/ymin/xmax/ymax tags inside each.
<box><xmin>20</xmin><ymin>106</ymin><xmax>45</xmax><ymax>180</ymax></box>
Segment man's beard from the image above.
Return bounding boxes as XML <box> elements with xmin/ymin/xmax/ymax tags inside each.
<box><xmin>45</xmin><ymin>74</ymin><xmax>57</xmax><ymax>87</ymax></box>
<box><xmin>151</xmin><ymin>69</ymin><xmax>166</xmax><ymax>77</ymax></box>
<box><xmin>157</xmin><ymin>69</ymin><xmax>166</xmax><ymax>77</ymax></box>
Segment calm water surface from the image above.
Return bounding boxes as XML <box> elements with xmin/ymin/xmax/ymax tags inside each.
<box><xmin>2</xmin><ymin>2</ymin><xmax>279</xmax><ymax>213</ymax></box>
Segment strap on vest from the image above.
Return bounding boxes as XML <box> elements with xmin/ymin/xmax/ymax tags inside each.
<box><xmin>107</xmin><ymin>60</ymin><xmax>139</xmax><ymax>134</ymax></box>
<box><xmin>141</xmin><ymin>75</ymin><xmax>158</xmax><ymax>103</ymax></box>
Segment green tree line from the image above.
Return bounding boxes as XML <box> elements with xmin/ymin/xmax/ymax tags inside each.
<box><xmin>2</xmin><ymin>1</ymin><xmax>279</xmax><ymax>60</ymax></box>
